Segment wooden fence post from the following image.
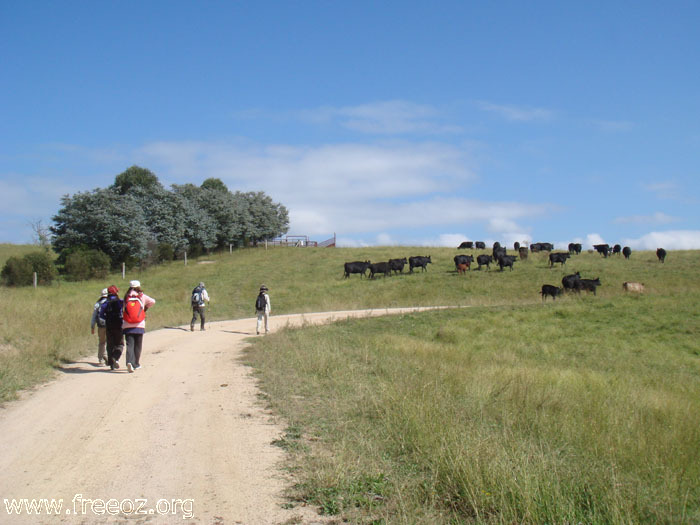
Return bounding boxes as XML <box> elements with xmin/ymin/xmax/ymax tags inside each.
<box><xmin>33</xmin><ymin>272</ymin><xmax>37</xmax><ymax>289</ymax></box>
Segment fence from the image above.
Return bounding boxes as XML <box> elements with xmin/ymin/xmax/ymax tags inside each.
<box><xmin>267</xmin><ymin>234</ymin><xmax>336</xmax><ymax>248</ymax></box>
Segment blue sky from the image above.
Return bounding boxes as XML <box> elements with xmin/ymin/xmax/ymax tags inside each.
<box><xmin>2</xmin><ymin>1</ymin><xmax>699</xmax><ymax>249</ymax></box>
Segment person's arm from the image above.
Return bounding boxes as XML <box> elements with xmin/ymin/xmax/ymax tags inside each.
<box><xmin>91</xmin><ymin>304</ymin><xmax>99</xmax><ymax>333</ymax></box>
<box><xmin>266</xmin><ymin>294</ymin><xmax>271</xmax><ymax>313</ymax></box>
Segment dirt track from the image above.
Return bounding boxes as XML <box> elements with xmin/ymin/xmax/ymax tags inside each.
<box><xmin>0</xmin><ymin>307</ymin><xmax>446</xmax><ymax>524</ymax></box>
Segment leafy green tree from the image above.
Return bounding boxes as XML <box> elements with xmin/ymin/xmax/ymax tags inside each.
<box><xmin>201</xmin><ymin>177</ymin><xmax>228</xmax><ymax>192</ymax></box>
<box><xmin>51</xmin><ymin>188</ymin><xmax>150</xmax><ymax>266</ymax></box>
<box><xmin>240</xmin><ymin>191</ymin><xmax>289</xmax><ymax>244</ymax></box>
<box><xmin>64</xmin><ymin>248</ymin><xmax>110</xmax><ymax>281</ymax></box>
<box><xmin>1</xmin><ymin>252</ymin><xmax>56</xmax><ymax>286</ymax></box>
<box><xmin>113</xmin><ymin>165</ymin><xmax>162</xmax><ymax>195</ymax></box>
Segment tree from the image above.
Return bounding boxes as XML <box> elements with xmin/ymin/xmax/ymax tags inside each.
<box><xmin>51</xmin><ymin>188</ymin><xmax>150</xmax><ymax>266</ymax></box>
<box><xmin>113</xmin><ymin>166</ymin><xmax>162</xmax><ymax>195</ymax></box>
<box><xmin>201</xmin><ymin>177</ymin><xmax>228</xmax><ymax>192</ymax></box>
<box><xmin>29</xmin><ymin>219</ymin><xmax>51</xmax><ymax>249</ymax></box>
<box><xmin>239</xmin><ymin>191</ymin><xmax>289</xmax><ymax>244</ymax></box>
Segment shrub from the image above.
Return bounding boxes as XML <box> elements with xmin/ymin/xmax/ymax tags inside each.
<box><xmin>1</xmin><ymin>252</ymin><xmax>56</xmax><ymax>286</ymax></box>
<box><xmin>64</xmin><ymin>249</ymin><xmax>110</xmax><ymax>281</ymax></box>
<box><xmin>156</xmin><ymin>243</ymin><xmax>175</xmax><ymax>263</ymax></box>
<box><xmin>1</xmin><ymin>256</ymin><xmax>34</xmax><ymax>286</ymax></box>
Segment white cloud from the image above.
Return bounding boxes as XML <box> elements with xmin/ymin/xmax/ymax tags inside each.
<box><xmin>476</xmin><ymin>101</ymin><xmax>554</xmax><ymax>122</ymax></box>
<box><xmin>300</xmin><ymin>100</ymin><xmax>462</xmax><ymax>135</ymax></box>
<box><xmin>614</xmin><ymin>212</ymin><xmax>679</xmax><ymax>225</ymax></box>
<box><xmin>622</xmin><ymin>230</ymin><xmax>700</xmax><ymax>250</ymax></box>
<box><xmin>642</xmin><ymin>181</ymin><xmax>681</xmax><ymax>200</ymax></box>
<box><xmin>0</xmin><ymin>176</ymin><xmax>74</xmax><ymax>216</ymax></box>
<box><xmin>587</xmin><ymin>119</ymin><xmax>634</xmax><ymax>132</ymax></box>
<box><xmin>585</xmin><ymin>233</ymin><xmax>607</xmax><ymax>248</ymax></box>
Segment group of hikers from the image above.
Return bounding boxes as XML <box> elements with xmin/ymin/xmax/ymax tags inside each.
<box><xmin>90</xmin><ymin>281</ymin><xmax>272</xmax><ymax>371</ymax></box>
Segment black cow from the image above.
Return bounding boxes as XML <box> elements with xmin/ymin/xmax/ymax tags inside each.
<box><xmin>409</xmin><ymin>255</ymin><xmax>432</xmax><ymax>273</ymax></box>
<box><xmin>518</xmin><ymin>246</ymin><xmax>528</xmax><ymax>260</ymax></box>
<box><xmin>568</xmin><ymin>243</ymin><xmax>582</xmax><ymax>255</ymax></box>
<box><xmin>476</xmin><ymin>254</ymin><xmax>493</xmax><ymax>270</ymax></box>
<box><xmin>562</xmin><ymin>272</ymin><xmax>581</xmax><ymax>291</ymax></box>
<box><xmin>612</xmin><ymin>244</ymin><xmax>622</xmax><ymax>256</ymax></box>
<box><xmin>530</xmin><ymin>242</ymin><xmax>553</xmax><ymax>253</ymax></box>
<box><xmin>497</xmin><ymin>254</ymin><xmax>517</xmax><ymax>271</ymax></box>
<box><xmin>541</xmin><ymin>284</ymin><xmax>563</xmax><ymax>301</ymax></box>
<box><xmin>622</xmin><ymin>246</ymin><xmax>632</xmax><ymax>259</ymax></box>
<box><xmin>475</xmin><ymin>241</ymin><xmax>486</xmax><ymax>249</ymax></box>
<box><xmin>577</xmin><ymin>277</ymin><xmax>601</xmax><ymax>295</ymax></box>
<box><xmin>454</xmin><ymin>254</ymin><xmax>474</xmax><ymax>271</ymax></box>
<box><xmin>593</xmin><ymin>244</ymin><xmax>610</xmax><ymax>257</ymax></box>
<box><xmin>493</xmin><ymin>246</ymin><xmax>506</xmax><ymax>261</ymax></box>
<box><xmin>549</xmin><ymin>252</ymin><xmax>570</xmax><ymax>267</ymax></box>
<box><xmin>369</xmin><ymin>262</ymin><xmax>391</xmax><ymax>279</ymax></box>
<box><xmin>493</xmin><ymin>241</ymin><xmax>501</xmax><ymax>250</ymax></box>
<box><xmin>388</xmin><ymin>257</ymin><xmax>408</xmax><ymax>275</ymax></box>
<box><xmin>656</xmin><ymin>248</ymin><xmax>667</xmax><ymax>263</ymax></box>
<box><xmin>514</xmin><ymin>241</ymin><xmax>520</xmax><ymax>251</ymax></box>
<box><xmin>458</xmin><ymin>241</ymin><xmax>473</xmax><ymax>249</ymax></box>
<box><xmin>344</xmin><ymin>261</ymin><xmax>371</xmax><ymax>278</ymax></box>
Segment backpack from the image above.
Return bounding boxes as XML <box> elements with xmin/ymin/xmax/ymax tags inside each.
<box><xmin>255</xmin><ymin>293</ymin><xmax>266</xmax><ymax>311</ymax></box>
<box><xmin>100</xmin><ymin>296</ymin><xmax>123</xmax><ymax>327</ymax></box>
<box><xmin>191</xmin><ymin>286</ymin><xmax>203</xmax><ymax>306</ymax></box>
<box><xmin>123</xmin><ymin>294</ymin><xmax>146</xmax><ymax>324</ymax></box>
<box><xmin>95</xmin><ymin>297</ymin><xmax>108</xmax><ymax>327</ymax></box>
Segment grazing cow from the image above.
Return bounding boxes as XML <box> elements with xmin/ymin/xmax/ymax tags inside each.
<box><xmin>549</xmin><ymin>252</ymin><xmax>570</xmax><ymax>267</ymax></box>
<box><xmin>457</xmin><ymin>263</ymin><xmax>469</xmax><ymax>275</ymax></box>
<box><xmin>562</xmin><ymin>272</ymin><xmax>581</xmax><ymax>291</ymax></box>
<box><xmin>493</xmin><ymin>246</ymin><xmax>506</xmax><ymax>261</ymax></box>
<box><xmin>344</xmin><ymin>260</ymin><xmax>371</xmax><ymax>278</ymax></box>
<box><xmin>541</xmin><ymin>284</ymin><xmax>563</xmax><ymax>301</ymax></box>
<box><xmin>530</xmin><ymin>242</ymin><xmax>553</xmax><ymax>253</ymax></box>
<box><xmin>409</xmin><ymin>255</ymin><xmax>432</xmax><ymax>273</ymax></box>
<box><xmin>493</xmin><ymin>241</ymin><xmax>501</xmax><ymax>250</ymax></box>
<box><xmin>454</xmin><ymin>254</ymin><xmax>474</xmax><ymax>271</ymax></box>
<box><xmin>656</xmin><ymin>248</ymin><xmax>667</xmax><ymax>263</ymax></box>
<box><xmin>613</xmin><ymin>244</ymin><xmax>622</xmax><ymax>256</ymax></box>
<box><xmin>388</xmin><ymin>257</ymin><xmax>408</xmax><ymax>275</ymax></box>
<box><xmin>475</xmin><ymin>241</ymin><xmax>486</xmax><ymax>249</ymax></box>
<box><xmin>369</xmin><ymin>262</ymin><xmax>391</xmax><ymax>279</ymax></box>
<box><xmin>518</xmin><ymin>246</ymin><xmax>529</xmax><ymax>260</ymax></box>
<box><xmin>476</xmin><ymin>254</ymin><xmax>493</xmax><ymax>270</ymax></box>
<box><xmin>577</xmin><ymin>277</ymin><xmax>601</xmax><ymax>295</ymax></box>
<box><xmin>458</xmin><ymin>241</ymin><xmax>474</xmax><ymax>249</ymax></box>
<box><xmin>497</xmin><ymin>254</ymin><xmax>517</xmax><ymax>271</ymax></box>
<box><xmin>593</xmin><ymin>244</ymin><xmax>610</xmax><ymax>257</ymax></box>
<box><xmin>568</xmin><ymin>243</ymin><xmax>582</xmax><ymax>255</ymax></box>
<box><xmin>622</xmin><ymin>246</ymin><xmax>632</xmax><ymax>259</ymax></box>
<box><xmin>514</xmin><ymin>241</ymin><xmax>520</xmax><ymax>251</ymax></box>
<box><xmin>623</xmin><ymin>281</ymin><xmax>645</xmax><ymax>293</ymax></box>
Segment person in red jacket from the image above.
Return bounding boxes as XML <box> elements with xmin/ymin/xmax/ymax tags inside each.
<box><xmin>122</xmin><ymin>280</ymin><xmax>156</xmax><ymax>373</ymax></box>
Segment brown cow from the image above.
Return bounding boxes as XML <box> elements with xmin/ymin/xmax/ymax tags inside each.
<box><xmin>457</xmin><ymin>263</ymin><xmax>469</xmax><ymax>275</ymax></box>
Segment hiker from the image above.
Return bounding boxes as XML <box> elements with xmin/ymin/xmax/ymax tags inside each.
<box><xmin>122</xmin><ymin>280</ymin><xmax>156</xmax><ymax>373</ymax></box>
<box><xmin>255</xmin><ymin>285</ymin><xmax>271</xmax><ymax>335</ymax></box>
<box><xmin>90</xmin><ymin>288</ymin><xmax>109</xmax><ymax>365</ymax></box>
<box><xmin>99</xmin><ymin>285</ymin><xmax>124</xmax><ymax>370</ymax></box>
<box><xmin>190</xmin><ymin>281</ymin><xmax>210</xmax><ymax>331</ymax></box>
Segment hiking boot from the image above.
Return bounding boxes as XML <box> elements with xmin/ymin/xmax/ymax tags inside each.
<box><xmin>127</xmin><ymin>363</ymin><xmax>134</xmax><ymax>373</ymax></box>
<box><xmin>190</xmin><ymin>325</ymin><xmax>194</xmax><ymax>332</ymax></box>
<box><xmin>134</xmin><ymin>364</ymin><xmax>141</xmax><ymax>370</ymax></box>
<box><xmin>113</xmin><ymin>361</ymin><xmax>120</xmax><ymax>369</ymax></box>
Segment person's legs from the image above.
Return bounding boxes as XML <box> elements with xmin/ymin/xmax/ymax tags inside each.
<box><xmin>97</xmin><ymin>326</ymin><xmax>107</xmax><ymax>364</ymax></box>
<box><xmin>199</xmin><ymin>307</ymin><xmax>206</xmax><ymax>330</ymax></box>
<box><xmin>125</xmin><ymin>333</ymin><xmax>136</xmax><ymax>371</ymax></box>
<box><xmin>264</xmin><ymin>312</ymin><xmax>269</xmax><ymax>333</ymax></box>
<box><xmin>133</xmin><ymin>334</ymin><xmax>144</xmax><ymax>368</ymax></box>
<box><xmin>190</xmin><ymin>308</ymin><xmax>197</xmax><ymax>331</ymax></box>
<box><xmin>256</xmin><ymin>312</ymin><xmax>263</xmax><ymax>334</ymax></box>
<box><xmin>106</xmin><ymin>328</ymin><xmax>122</xmax><ymax>369</ymax></box>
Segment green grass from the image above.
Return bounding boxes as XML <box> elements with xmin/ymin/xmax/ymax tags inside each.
<box><xmin>1</xmin><ymin>244</ymin><xmax>699</xmax><ymax>523</ymax></box>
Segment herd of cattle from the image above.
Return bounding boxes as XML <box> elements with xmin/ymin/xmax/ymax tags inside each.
<box><xmin>343</xmin><ymin>241</ymin><xmax>667</xmax><ymax>301</ymax></box>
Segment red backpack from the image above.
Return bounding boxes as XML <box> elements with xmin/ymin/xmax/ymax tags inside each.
<box><xmin>123</xmin><ymin>294</ymin><xmax>146</xmax><ymax>324</ymax></box>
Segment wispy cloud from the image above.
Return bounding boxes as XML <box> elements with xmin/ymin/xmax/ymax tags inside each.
<box><xmin>299</xmin><ymin>100</ymin><xmax>463</xmax><ymax>135</ymax></box>
<box><xmin>475</xmin><ymin>101</ymin><xmax>554</xmax><ymax>122</ymax></box>
<box><xmin>614</xmin><ymin>212</ymin><xmax>679</xmax><ymax>225</ymax></box>
<box><xmin>642</xmin><ymin>181</ymin><xmax>681</xmax><ymax>200</ymax></box>
<box><xmin>138</xmin><ymin>139</ymin><xmax>548</xmax><ymax>240</ymax></box>
<box><xmin>586</xmin><ymin>119</ymin><xmax>634</xmax><ymax>132</ymax></box>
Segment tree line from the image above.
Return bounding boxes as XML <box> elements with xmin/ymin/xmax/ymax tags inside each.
<box><xmin>2</xmin><ymin>166</ymin><xmax>290</xmax><ymax>285</ymax></box>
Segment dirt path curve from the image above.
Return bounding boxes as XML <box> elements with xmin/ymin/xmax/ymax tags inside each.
<box><xmin>0</xmin><ymin>307</ymin><xmax>448</xmax><ymax>524</ymax></box>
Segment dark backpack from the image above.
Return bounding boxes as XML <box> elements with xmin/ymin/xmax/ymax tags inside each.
<box><xmin>255</xmin><ymin>293</ymin><xmax>266</xmax><ymax>311</ymax></box>
<box><xmin>95</xmin><ymin>297</ymin><xmax>108</xmax><ymax>327</ymax></box>
<box><xmin>100</xmin><ymin>296</ymin><xmax>123</xmax><ymax>327</ymax></box>
<box><xmin>191</xmin><ymin>286</ymin><xmax>203</xmax><ymax>306</ymax></box>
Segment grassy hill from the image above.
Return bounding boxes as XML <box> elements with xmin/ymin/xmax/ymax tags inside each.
<box><xmin>1</xmin><ymin>244</ymin><xmax>698</xmax><ymax>523</ymax></box>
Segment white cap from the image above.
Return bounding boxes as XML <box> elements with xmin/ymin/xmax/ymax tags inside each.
<box><xmin>101</xmin><ymin>288</ymin><xmax>108</xmax><ymax>297</ymax></box>
<box><xmin>129</xmin><ymin>280</ymin><xmax>141</xmax><ymax>288</ymax></box>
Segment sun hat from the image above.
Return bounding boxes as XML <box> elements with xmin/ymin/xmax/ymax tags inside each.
<box><xmin>101</xmin><ymin>288</ymin><xmax>108</xmax><ymax>297</ymax></box>
<box><xmin>260</xmin><ymin>284</ymin><xmax>268</xmax><ymax>291</ymax></box>
<box><xmin>199</xmin><ymin>282</ymin><xmax>205</xmax><ymax>287</ymax></box>
<box><xmin>108</xmin><ymin>285</ymin><xmax>119</xmax><ymax>295</ymax></box>
<box><xmin>129</xmin><ymin>280</ymin><xmax>141</xmax><ymax>288</ymax></box>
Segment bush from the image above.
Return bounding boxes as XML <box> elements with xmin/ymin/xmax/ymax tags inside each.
<box><xmin>1</xmin><ymin>256</ymin><xmax>34</xmax><ymax>286</ymax></box>
<box><xmin>64</xmin><ymin>249</ymin><xmax>110</xmax><ymax>281</ymax></box>
<box><xmin>156</xmin><ymin>243</ymin><xmax>175</xmax><ymax>263</ymax></box>
<box><xmin>1</xmin><ymin>252</ymin><xmax>57</xmax><ymax>286</ymax></box>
